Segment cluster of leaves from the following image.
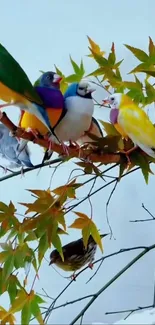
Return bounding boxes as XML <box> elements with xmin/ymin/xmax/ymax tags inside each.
<box><xmin>1</xmin><ymin>36</ymin><xmax>155</xmax><ymax>323</ymax></box>
<box><xmin>0</xmin><ymin>179</ymin><xmax>103</xmax><ymax>324</ymax></box>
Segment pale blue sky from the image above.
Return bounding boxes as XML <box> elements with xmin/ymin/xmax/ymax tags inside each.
<box><xmin>0</xmin><ymin>0</ymin><xmax>155</xmax><ymax>324</ymax></box>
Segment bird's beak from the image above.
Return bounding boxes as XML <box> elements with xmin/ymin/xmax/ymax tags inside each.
<box><xmin>86</xmin><ymin>86</ymin><xmax>96</xmax><ymax>94</ymax></box>
<box><xmin>53</xmin><ymin>74</ymin><xmax>62</xmax><ymax>84</ymax></box>
<box><xmin>102</xmin><ymin>98</ymin><xmax>110</xmax><ymax>105</ymax></box>
<box><xmin>100</xmin><ymin>233</ymin><xmax>110</xmax><ymax>238</ymax></box>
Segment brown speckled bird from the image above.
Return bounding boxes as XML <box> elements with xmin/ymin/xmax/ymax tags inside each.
<box><xmin>49</xmin><ymin>234</ymin><xmax>108</xmax><ymax>275</ymax></box>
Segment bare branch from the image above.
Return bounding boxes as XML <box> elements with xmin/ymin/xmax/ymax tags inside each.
<box><xmin>69</xmin><ymin>244</ymin><xmax>155</xmax><ymax>325</ymax></box>
<box><xmin>142</xmin><ymin>203</ymin><xmax>155</xmax><ymax>219</ymax></box>
<box><xmin>105</xmin><ymin>304</ymin><xmax>153</xmax><ymax>315</ymax></box>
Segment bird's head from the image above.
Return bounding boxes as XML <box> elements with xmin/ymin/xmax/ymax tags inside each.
<box><xmin>64</xmin><ymin>81</ymin><xmax>95</xmax><ymax>99</ymax></box>
<box><xmin>102</xmin><ymin>93</ymin><xmax>123</xmax><ymax>109</ymax></box>
<box><xmin>77</xmin><ymin>81</ymin><xmax>96</xmax><ymax>98</ymax></box>
<box><xmin>49</xmin><ymin>249</ymin><xmax>59</xmax><ymax>265</ymax></box>
<box><xmin>34</xmin><ymin>71</ymin><xmax>62</xmax><ymax>89</ymax></box>
<box><xmin>102</xmin><ymin>93</ymin><xmax>134</xmax><ymax>109</ymax></box>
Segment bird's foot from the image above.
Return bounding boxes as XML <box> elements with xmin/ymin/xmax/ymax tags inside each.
<box><xmin>61</xmin><ymin>142</ymin><xmax>69</xmax><ymax>156</ymax></box>
<box><xmin>20</xmin><ymin>167</ymin><xmax>25</xmax><ymax>178</ymax></box>
<box><xmin>3</xmin><ymin>166</ymin><xmax>8</xmax><ymax>174</ymax></box>
<box><xmin>88</xmin><ymin>262</ymin><xmax>94</xmax><ymax>270</ymax></box>
<box><xmin>69</xmin><ymin>141</ymin><xmax>82</xmax><ymax>158</ymax></box>
<box><xmin>120</xmin><ymin>146</ymin><xmax>138</xmax><ymax>167</ymax></box>
<box><xmin>26</xmin><ymin>128</ymin><xmax>39</xmax><ymax>139</ymax></box>
<box><xmin>70</xmin><ymin>273</ymin><xmax>77</xmax><ymax>281</ymax></box>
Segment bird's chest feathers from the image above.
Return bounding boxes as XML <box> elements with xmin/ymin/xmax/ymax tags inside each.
<box><xmin>56</xmin><ymin>96</ymin><xmax>94</xmax><ymax>141</ymax></box>
<box><xmin>66</xmin><ymin>96</ymin><xmax>94</xmax><ymax>118</ymax></box>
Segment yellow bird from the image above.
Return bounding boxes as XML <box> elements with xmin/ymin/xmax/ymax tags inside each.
<box><xmin>103</xmin><ymin>93</ymin><xmax>155</xmax><ymax>158</ymax></box>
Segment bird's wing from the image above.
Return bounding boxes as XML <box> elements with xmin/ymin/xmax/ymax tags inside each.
<box><xmin>90</xmin><ymin>117</ymin><xmax>103</xmax><ymax>137</ymax></box>
<box><xmin>118</xmin><ymin>107</ymin><xmax>155</xmax><ymax>148</ymax></box>
<box><xmin>17</xmin><ymin>146</ymin><xmax>33</xmax><ymax>167</ymax></box>
<box><xmin>62</xmin><ymin>238</ymin><xmax>86</xmax><ymax>259</ymax></box>
<box><xmin>0</xmin><ymin>43</ymin><xmax>43</xmax><ymax>105</ymax></box>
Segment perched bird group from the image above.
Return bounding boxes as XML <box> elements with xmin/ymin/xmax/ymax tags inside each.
<box><xmin>1</xmin><ymin>43</ymin><xmax>155</xmax><ymax>275</ymax></box>
<box><xmin>0</xmin><ymin>43</ymin><xmax>103</xmax><ymax>169</ymax></box>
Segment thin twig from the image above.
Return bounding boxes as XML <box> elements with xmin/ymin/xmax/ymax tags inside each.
<box><xmin>69</xmin><ymin>244</ymin><xmax>155</xmax><ymax>325</ymax></box>
<box><xmin>105</xmin><ymin>304</ymin><xmax>153</xmax><ymax>315</ymax></box>
<box><xmin>106</xmin><ymin>179</ymin><xmax>118</xmax><ymax>239</ymax></box>
<box><xmin>142</xmin><ymin>203</ymin><xmax>155</xmax><ymax>219</ymax></box>
<box><xmin>0</xmin><ymin>157</ymin><xmax>64</xmax><ymax>183</ymax></box>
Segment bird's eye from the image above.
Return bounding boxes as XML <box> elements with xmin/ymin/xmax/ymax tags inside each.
<box><xmin>111</xmin><ymin>97</ymin><xmax>114</xmax><ymax>101</ymax></box>
<box><xmin>78</xmin><ymin>87</ymin><xmax>84</xmax><ymax>90</ymax></box>
<box><xmin>46</xmin><ymin>75</ymin><xmax>51</xmax><ymax>80</ymax></box>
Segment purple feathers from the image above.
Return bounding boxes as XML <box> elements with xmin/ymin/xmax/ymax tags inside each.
<box><xmin>35</xmin><ymin>86</ymin><xmax>64</xmax><ymax>108</ymax></box>
<box><xmin>110</xmin><ymin>108</ymin><xmax>119</xmax><ymax>124</ymax></box>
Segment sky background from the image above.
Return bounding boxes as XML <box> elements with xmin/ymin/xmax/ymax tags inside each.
<box><xmin>0</xmin><ymin>0</ymin><xmax>155</xmax><ymax>324</ymax></box>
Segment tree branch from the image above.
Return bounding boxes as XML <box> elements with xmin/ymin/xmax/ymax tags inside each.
<box><xmin>0</xmin><ymin>112</ymin><xmax>121</xmax><ymax>164</ymax></box>
<box><xmin>69</xmin><ymin>244</ymin><xmax>155</xmax><ymax>325</ymax></box>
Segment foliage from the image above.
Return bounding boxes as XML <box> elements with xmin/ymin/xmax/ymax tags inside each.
<box><xmin>0</xmin><ymin>36</ymin><xmax>155</xmax><ymax>324</ymax></box>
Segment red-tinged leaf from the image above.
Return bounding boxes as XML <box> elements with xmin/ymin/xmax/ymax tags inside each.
<box><xmin>21</xmin><ymin>301</ymin><xmax>31</xmax><ymax>325</ymax></box>
<box><xmin>38</xmin><ymin>232</ymin><xmax>48</xmax><ymax>264</ymax></box>
<box><xmin>1</xmin><ymin>219</ymin><xmax>9</xmax><ymax>232</ymax></box>
<box><xmin>2</xmin><ymin>254</ymin><xmax>14</xmax><ymax>282</ymax></box>
<box><xmin>73</xmin><ymin>212</ymin><xmax>90</xmax><ymax>220</ymax></box>
<box><xmin>82</xmin><ymin>226</ymin><xmax>91</xmax><ymax>249</ymax></box>
<box><xmin>90</xmin><ymin>222</ymin><xmax>103</xmax><ymax>253</ymax></box>
<box><xmin>69</xmin><ymin>218</ymin><xmax>90</xmax><ymax>229</ymax></box>
<box><xmin>87</xmin><ymin>36</ymin><xmax>105</xmax><ymax>57</ymax></box>
<box><xmin>124</xmin><ymin>44</ymin><xmax>149</xmax><ymax>62</ymax></box>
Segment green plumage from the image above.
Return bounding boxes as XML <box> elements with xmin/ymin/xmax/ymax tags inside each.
<box><xmin>0</xmin><ymin>43</ymin><xmax>43</xmax><ymax>105</ymax></box>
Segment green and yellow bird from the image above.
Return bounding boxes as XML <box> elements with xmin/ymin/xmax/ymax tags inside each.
<box><xmin>0</xmin><ymin>43</ymin><xmax>60</xmax><ymax>140</ymax></box>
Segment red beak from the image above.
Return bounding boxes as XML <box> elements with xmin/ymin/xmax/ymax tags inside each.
<box><xmin>102</xmin><ymin>98</ymin><xmax>110</xmax><ymax>105</ymax></box>
<box><xmin>53</xmin><ymin>74</ymin><xmax>63</xmax><ymax>84</ymax></box>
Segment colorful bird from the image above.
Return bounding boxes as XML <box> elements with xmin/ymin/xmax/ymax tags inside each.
<box><xmin>42</xmin><ymin>81</ymin><xmax>95</xmax><ymax>161</ymax></box>
<box><xmin>19</xmin><ymin>71</ymin><xmax>64</xmax><ymax>136</ymax></box>
<box><xmin>0</xmin><ymin>124</ymin><xmax>33</xmax><ymax>169</ymax></box>
<box><xmin>0</xmin><ymin>43</ymin><xmax>60</xmax><ymax>140</ymax></box>
<box><xmin>49</xmin><ymin>234</ymin><xmax>108</xmax><ymax>276</ymax></box>
<box><xmin>103</xmin><ymin>93</ymin><xmax>155</xmax><ymax>158</ymax></box>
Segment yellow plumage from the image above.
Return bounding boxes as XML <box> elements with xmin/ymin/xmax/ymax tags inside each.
<box><xmin>0</xmin><ymin>81</ymin><xmax>29</xmax><ymax>106</ymax></box>
<box><xmin>19</xmin><ymin>108</ymin><xmax>63</xmax><ymax>136</ymax></box>
<box><xmin>109</xmin><ymin>93</ymin><xmax>155</xmax><ymax>158</ymax></box>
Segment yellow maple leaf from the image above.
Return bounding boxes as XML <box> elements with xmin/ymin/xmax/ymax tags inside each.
<box><xmin>87</xmin><ymin>36</ymin><xmax>105</xmax><ymax>57</ymax></box>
